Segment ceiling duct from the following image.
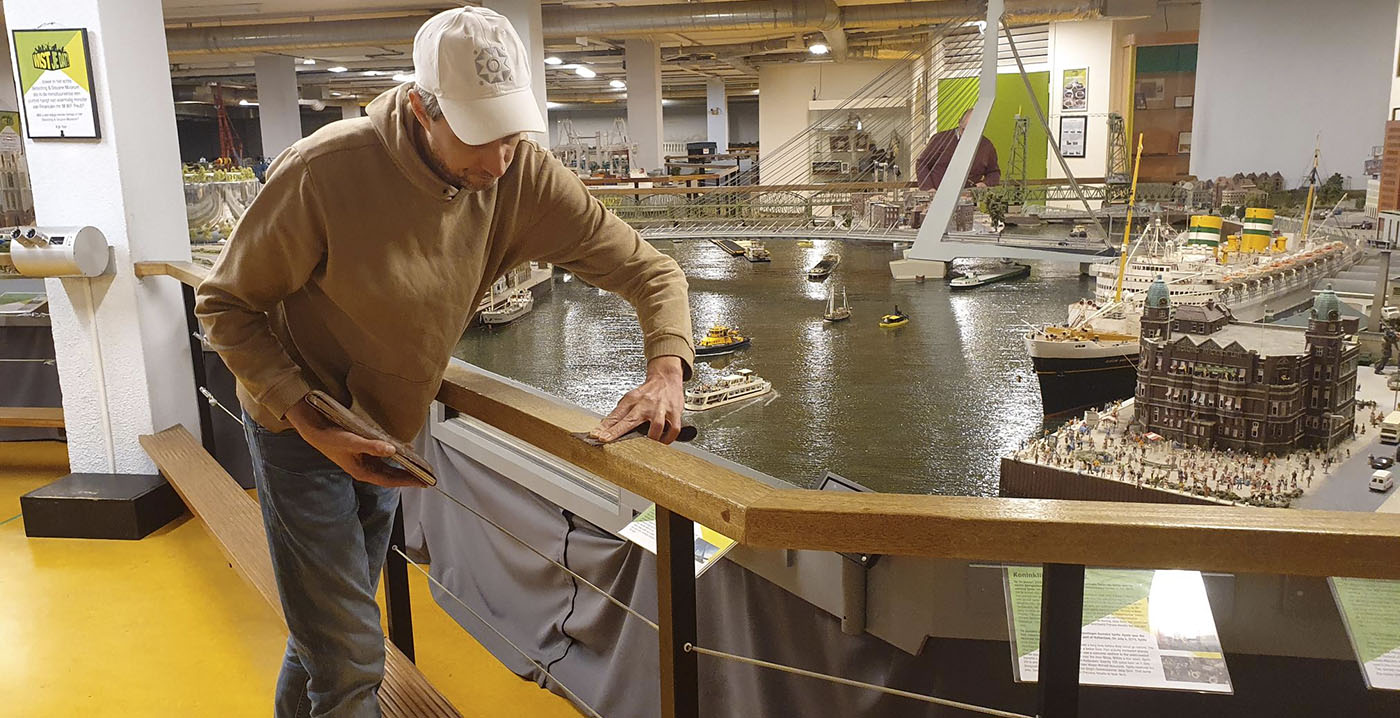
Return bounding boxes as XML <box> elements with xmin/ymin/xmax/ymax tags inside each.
<box><xmin>165</xmin><ymin>0</ymin><xmax>1103</xmax><ymax>56</ymax></box>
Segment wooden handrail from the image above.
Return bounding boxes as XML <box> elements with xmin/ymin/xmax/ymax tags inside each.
<box><xmin>133</xmin><ymin>259</ymin><xmax>1400</xmax><ymax>580</ymax></box>
<box><xmin>133</xmin><ymin>259</ymin><xmax>208</xmax><ymax>286</ymax></box>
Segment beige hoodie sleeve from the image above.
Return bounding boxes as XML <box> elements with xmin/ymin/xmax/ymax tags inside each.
<box><xmin>195</xmin><ymin>149</ymin><xmax>325</xmax><ymax>419</ymax></box>
<box><xmin>521</xmin><ymin>147</ymin><xmax>695</xmax><ymax>378</ymax></box>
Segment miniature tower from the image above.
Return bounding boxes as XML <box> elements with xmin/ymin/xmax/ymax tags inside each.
<box><xmin>1304</xmin><ymin>284</ymin><xmax>1356</xmax><ymax>447</ymax></box>
<box><xmin>1141</xmin><ymin>275</ymin><xmax>1172</xmax><ymax>341</ymax></box>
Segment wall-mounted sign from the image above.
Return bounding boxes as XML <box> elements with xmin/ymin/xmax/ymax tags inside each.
<box><xmin>1059</xmin><ymin>115</ymin><xmax>1087</xmax><ymax>159</ymax></box>
<box><xmin>0</xmin><ymin>111</ymin><xmax>22</xmax><ymax>154</ymax></box>
<box><xmin>1062</xmin><ymin>68</ymin><xmax>1088</xmax><ymax>112</ymax></box>
<box><xmin>12</xmin><ymin>28</ymin><xmax>99</xmax><ymax>139</ymax></box>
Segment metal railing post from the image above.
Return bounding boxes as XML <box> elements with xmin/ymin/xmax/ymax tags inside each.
<box><xmin>656</xmin><ymin>505</ymin><xmax>699</xmax><ymax>718</ymax></box>
<box><xmin>385</xmin><ymin>501</ymin><xmax>416</xmax><ymax>662</ymax></box>
<box><xmin>180</xmin><ymin>282</ymin><xmax>216</xmax><ymax>454</ymax></box>
<box><xmin>1038</xmin><ymin>563</ymin><xmax>1085</xmax><ymax>718</ymax></box>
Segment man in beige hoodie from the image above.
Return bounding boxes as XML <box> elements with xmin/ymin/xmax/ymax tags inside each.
<box><xmin>196</xmin><ymin>8</ymin><xmax>692</xmax><ymax>717</ymax></box>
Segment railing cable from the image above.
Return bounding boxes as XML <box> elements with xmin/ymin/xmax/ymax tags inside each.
<box><xmin>391</xmin><ymin>545</ymin><xmax>608</xmax><ymax>718</ymax></box>
<box><xmin>684</xmin><ymin>643</ymin><xmax>1033</xmax><ymax>718</ymax></box>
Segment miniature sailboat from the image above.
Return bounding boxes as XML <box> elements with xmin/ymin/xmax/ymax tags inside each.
<box><xmin>823</xmin><ymin>287</ymin><xmax>851</xmax><ymax>322</ymax></box>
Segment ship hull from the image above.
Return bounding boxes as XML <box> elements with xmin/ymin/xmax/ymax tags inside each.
<box><xmin>1030</xmin><ymin>351</ymin><xmax>1139</xmax><ymax>415</ymax></box>
<box><xmin>696</xmin><ymin>337</ymin><xmax>751</xmax><ymax>358</ymax></box>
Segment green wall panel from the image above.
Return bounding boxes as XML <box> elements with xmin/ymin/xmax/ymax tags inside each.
<box><xmin>934</xmin><ymin>71</ymin><xmax>1050</xmax><ymax>181</ymax></box>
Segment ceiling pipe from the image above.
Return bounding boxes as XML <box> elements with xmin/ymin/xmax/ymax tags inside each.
<box><xmin>165</xmin><ymin>0</ymin><xmax>1103</xmax><ymax>56</ymax></box>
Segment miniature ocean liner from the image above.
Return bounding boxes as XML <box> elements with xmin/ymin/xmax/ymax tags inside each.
<box><xmin>1026</xmin><ymin>211</ymin><xmax>1359</xmax><ymax>414</ymax></box>
<box><xmin>684</xmin><ymin>369</ymin><xmax>772</xmax><ymax>411</ymax></box>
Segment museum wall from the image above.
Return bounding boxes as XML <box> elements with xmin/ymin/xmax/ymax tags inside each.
<box><xmin>1192</xmin><ymin>0</ymin><xmax>1397</xmax><ymax>187</ymax></box>
<box><xmin>1045</xmin><ymin>19</ymin><xmax>1115</xmax><ymax>183</ymax></box>
<box><xmin>548</xmin><ymin>100</ymin><xmax>758</xmax><ymax>149</ymax></box>
<box><xmin>1390</xmin><ymin>13</ymin><xmax>1400</xmax><ymax>119</ymax></box>
<box><xmin>758</xmin><ymin>60</ymin><xmax>905</xmax><ymax>184</ymax></box>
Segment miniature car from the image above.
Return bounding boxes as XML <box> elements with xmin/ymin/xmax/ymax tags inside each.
<box><xmin>1370</xmin><ymin>470</ymin><xmax>1394</xmax><ymax>492</ymax></box>
<box><xmin>1349</xmin><ymin>219</ymin><xmax>1374</xmax><ymax>230</ymax></box>
<box><xmin>1369</xmin><ymin>455</ymin><xmax>1394</xmax><ymax>469</ymax></box>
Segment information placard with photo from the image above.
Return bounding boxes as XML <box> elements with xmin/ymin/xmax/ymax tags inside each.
<box><xmin>1059</xmin><ymin>115</ymin><xmax>1087</xmax><ymax>159</ymax></box>
<box><xmin>1061</xmin><ymin>68</ymin><xmax>1088</xmax><ymax>112</ymax></box>
<box><xmin>1329</xmin><ymin>577</ymin><xmax>1400</xmax><ymax>691</ymax></box>
<box><xmin>1005</xmin><ymin>567</ymin><xmax>1233</xmax><ymax>693</ymax></box>
<box><xmin>12</xmin><ymin>28</ymin><xmax>99</xmax><ymax>139</ymax></box>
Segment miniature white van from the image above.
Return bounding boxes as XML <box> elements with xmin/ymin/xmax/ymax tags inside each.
<box><xmin>1382</xmin><ymin>412</ymin><xmax>1400</xmax><ymax>445</ymax></box>
<box><xmin>1371</xmin><ymin>470</ymin><xmax>1394</xmax><ymax>493</ymax></box>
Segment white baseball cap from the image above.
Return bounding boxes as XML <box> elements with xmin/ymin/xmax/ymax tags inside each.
<box><xmin>413</xmin><ymin>7</ymin><xmax>546</xmax><ymax>145</ymax></box>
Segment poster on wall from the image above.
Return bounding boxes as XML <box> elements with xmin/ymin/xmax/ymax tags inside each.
<box><xmin>1005</xmin><ymin>567</ymin><xmax>1233</xmax><ymax>693</ymax></box>
<box><xmin>12</xmin><ymin>28</ymin><xmax>99</xmax><ymax>139</ymax></box>
<box><xmin>1059</xmin><ymin>115</ymin><xmax>1087</xmax><ymax>159</ymax></box>
<box><xmin>1062</xmin><ymin>68</ymin><xmax>1088</xmax><ymax>112</ymax></box>
<box><xmin>1329</xmin><ymin>578</ymin><xmax>1400</xmax><ymax>691</ymax></box>
<box><xmin>0</xmin><ymin>111</ymin><xmax>21</xmax><ymax>154</ymax></box>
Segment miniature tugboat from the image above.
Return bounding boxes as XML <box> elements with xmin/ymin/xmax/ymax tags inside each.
<box><xmin>744</xmin><ymin>242</ymin><xmax>771</xmax><ymax>262</ymax></box>
<box><xmin>696</xmin><ymin>325</ymin><xmax>751</xmax><ymax>357</ymax></box>
<box><xmin>684</xmin><ymin>369</ymin><xmax>772</xmax><ymax>411</ymax></box>
<box><xmin>480</xmin><ymin>289</ymin><xmax>534</xmax><ymax>325</ymax></box>
<box><xmin>808</xmin><ymin>253</ymin><xmax>840</xmax><ymax>280</ymax></box>
<box><xmin>879</xmin><ymin>306</ymin><xmax>909</xmax><ymax>328</ymax></box>
<box><xmin>823</xmin><ymin>287</ymin><xmax>851</xmax><ymax>322</ymax></box>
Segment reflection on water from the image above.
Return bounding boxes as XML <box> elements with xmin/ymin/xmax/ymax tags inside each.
<box><xmin>454</xmin><ymin>239</ymin><xmax>1090</xmax><ymax>495</ymax></box>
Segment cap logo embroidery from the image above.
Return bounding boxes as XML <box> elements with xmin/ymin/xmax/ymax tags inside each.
<box><xmin>475</xmin><ymin>45</ymin><xmax>513</xmax><ymax>86</ymax></box>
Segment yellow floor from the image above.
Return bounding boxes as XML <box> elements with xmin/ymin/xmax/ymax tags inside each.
<box><xmin>0</xmin><ymin>441</ymin><xmax>580</xmax><ymax>718</ymax></box>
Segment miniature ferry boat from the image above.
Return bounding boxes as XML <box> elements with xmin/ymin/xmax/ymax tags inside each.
<box><xmin>696</xmin><ymin>325</ymin><xmax>751</xmax><ymax>357</ymax></box>
<box><xmin>684</xmin><ymin>369</ymin><xmax>772</xmax><ymax>411</ymax></box>
<box><xmin>480</xmin><ymin>290</ymin><xmax>534</xmax><ymax>325</ymax></box>
<box><xmin>879</xmin><ymin>306</ymin><xmax>909</xmax><ymax>328</ymax></box>
<box><xmin>808</xmin><ymin>253</ymin><xmax>840</xmax><ymax>280</ymax></box>
<box><xmin>949</xmin><ymin>263</ymin><xmax>1030</xmax><ymax>289</ymax></box>
<box><xmin>823</xmin><ymin>288</ymin><xmax>851</xmax><ymax>322</ymax></box>
<box><xmin>744</xmin><ymin>242</ymin><xmax>771</xmax><ymax>262</ymax></box>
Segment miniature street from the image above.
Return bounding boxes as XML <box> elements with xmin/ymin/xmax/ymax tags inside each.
<box><xmin>1011</xmin><ymin>365</ymin><xmax>1400</xmax><ymax>512</ymax></box>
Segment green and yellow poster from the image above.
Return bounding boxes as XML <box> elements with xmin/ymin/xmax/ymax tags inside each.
<box><xmin>12</xmin><ymin>28</ymin><xmax>98</xmax><ymax>139</ymax></box>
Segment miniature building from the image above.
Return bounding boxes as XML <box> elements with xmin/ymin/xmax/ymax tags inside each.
<box><xmin>1134</xmin><ymin>278</ymin><xmax>1359</xmax><ymax>454</ymax></box>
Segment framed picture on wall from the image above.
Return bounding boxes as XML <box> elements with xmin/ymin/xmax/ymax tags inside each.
<box><xmin>1059</xmin><ymin>116</ymin><xmax>1088</xmax><ymax>158</ymax></box>
<box><xmin>1177</xmin><ymin>131</ymin><xmax>1192</xmax><ymax>154</ymax></box>
<box><xmin>1062</xmin><ymin>68</ymin><xmax>1088</xmax><ymax>112</ymax></box>
<box><xmin>1174</xmin><ymin>95</ymin><xmax>1194</xmax><ymax>109</ymax></box>
<box><xmin>1135</xmin><ymin>78</ymin><xmax>1166</xmax><ymax>106</ymax></box>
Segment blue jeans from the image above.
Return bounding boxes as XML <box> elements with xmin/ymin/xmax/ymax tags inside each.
<box><xmin>244</xmin><ymin>414</ymin><xmax>401</xmax><ymax>718</ymax></box>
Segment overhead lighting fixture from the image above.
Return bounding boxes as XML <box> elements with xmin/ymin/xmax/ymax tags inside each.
<box><xmin>330</xmin><ymin>91</ymin><xmax>343</xmax><ymax>97</ymax></box>
<box><xmin>808</xmin><ymin>42</ymin><xmax>829</xmax><ymax>55</ymax></box>
<box><xmin>301</xmin><ymin>58</ymin><xmax>316</xmax><ymax>65</ymax></box>
<box><xmin>544</xmin><ymin>56</ymin><xmax>563</xmax><ymax>65</ymax></box>
<box><xmin>573</xmin><ymin>65</ymin><xmax>596</xmax><ymax>78</ymax></box>
<box><xmin>327</xmin><ymin>66</ymin><xmax>348</xmax><ymax>73</ymax></box>
<box><xmin>238</xmin><ymin>99</ymin><xmax>256</xmax><ymax>106</ymax></box>
<box><xmin>392</xmin><ymin>72</ymin><xmax>415</xmax><ymax>83</ymax></box>
<box><xmin>546</xmin><ymin>101</ymin><xmax>563</xmax><ymax>109</ymax></box>
<box><xmin>362</xmin><ymin>70</ymin><xmax>384</xmax><ymax>77</ymax></box>
<box><xmin>609</xmin><ymin>79</ymin><xmax>626</xmax><ymax>89</ymax></box>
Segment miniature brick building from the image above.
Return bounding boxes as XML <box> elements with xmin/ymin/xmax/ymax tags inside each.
<box><xmin>1134</xmin><ymin>278</ymin><xmax>1359</xmax><ymax>454</ymax></box>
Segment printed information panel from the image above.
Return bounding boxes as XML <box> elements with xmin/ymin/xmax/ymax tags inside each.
<box><xmin>619</xmin><ymin>504</ymin><xmax>735</xmax><ymax>577</ymax></box>
<box><xmin>12</xmin><ymin>28</ymin><xmax>99</xmax><ymax>139</ymax></box>
<box><xmin>1005</xmin><ymin>567</ymin><xmax>1232</xmax><ymax>693</ymax></box>
<box><xmin>1330</xmin><ymin>578</ymin><xmax>1400</xmax><ymax>691</ymax></box>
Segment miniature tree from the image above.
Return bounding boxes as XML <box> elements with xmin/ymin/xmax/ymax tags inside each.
<box><xmin>1321</xmin><ymin>172</ymin><xmax>1345</xmax><ymax>204</ymax></box>
<box><xmin>984</xmin><ymin>188</ymin><xmax>1009</xmax><ymax>233</ymax></box>
<box><xmin>1219</xmin><ymin>204</ymin><xmax>1234</xmax><ymax>219</ymax></box>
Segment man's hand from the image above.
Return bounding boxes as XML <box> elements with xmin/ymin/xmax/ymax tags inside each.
<box><xmin>590</xmin><ymin>356</ymin><xmax>686</xmax><ymax>444</ymax></box>
<box><xmin>285</xmin><ymin>398</ymin><xmax>424</xmax><ymax>488</ymax></box>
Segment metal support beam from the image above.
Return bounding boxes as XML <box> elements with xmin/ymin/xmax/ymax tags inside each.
<box><xmin>385</xmin><ymin>502</ymin><xmax>416</xmax><ymax>662</ymax></box>
<box><xmin>656</xmin><ymin>505</ymin><xmax>699</xmax><ymax>718</ymax></box>
<box><xmin>180</xmin><ymin>283</ymin><xmax>215</xmax><ymax>455</ymax></box>
<box><xmin>1038</xmin><ymin>563</ymin><xmax>1085</xmax><ymax>718</ymax></box>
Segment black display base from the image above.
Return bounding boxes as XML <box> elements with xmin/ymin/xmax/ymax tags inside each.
<box><xmin>20</xmin><ymin>473</ymin><xmax>186</xmax><ymax>540</ymax></box>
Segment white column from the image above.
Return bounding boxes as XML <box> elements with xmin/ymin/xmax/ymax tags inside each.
<box><xmin>254</xmin><ymin>54</ymin><xmax>301</xmax><ymax>158</ymax></box>
<box><xmin>484</xmin><ymin>0</ymin><xmax>548</xmax><ymax>146</ymax></box>
<box><xmin>706</xmin><ymin>77</ymin><xmax>728</xmax><ymax>152</ymax></box>
<box><xmin>341</xmin><ymin>103</ymin><xmax>362</xmax><ymax>120</ymax></box>
<box><xmin>625</xmin><ymin>39</ymin><xmax>663</xmax><ymax>172</ymax></box>
<box><xmin>3</xmin><ymin>0</ymin><xmax>196</xmax><ymax>473</ymax></box>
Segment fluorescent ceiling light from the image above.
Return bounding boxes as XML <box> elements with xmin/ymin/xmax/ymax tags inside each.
<box><xmin>609</xmin><ymin>79</ymin><xmax>625</xmax><ymax>89</ymax></box>
<box><xmin>327</xmin><ymin>66</ymin><xmax>348</xmax><ymax>73</ymax></box>
<box><xmin>546</xmin><ymin>101</ymin><xmax>563</xmax><ymax>109</ymax></box>
<box><xmin>574</xmin><ymin>65</ymin><xmax>596</xmax><ymax>78</ymax></box>
<box><xmin>238</xmin><ymin>99</ymin><xmax>256</xmax><ymax>106</ymax></box>
<box><xmin>544</xmin><ymin>56</ymin><xmax>563</xmax><ymax>65</ymax></box>
<box><xmin>301</xmin><ymin>58</ymin><xmax>316</xmax><ymax>65</ymax></box>
<box><xmin>808</xmin><ymin>42</ymin><xmax>829</xmax><ymax>55</ymax></box>
<box><xmin>392</xmin><ymin>72</ymin><xmax>415</xmax><ymax>83</ymax></box>
<box><xmin>362</xmin><ymin>70</ymin><xmax>384</xmax><ymax>77</ymax></box>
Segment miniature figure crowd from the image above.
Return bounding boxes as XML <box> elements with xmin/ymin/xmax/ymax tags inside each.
<box><xmin>1012</xmin><ymin>400</ymin><xmax>1385</xmax><ymax>508</ymax></box>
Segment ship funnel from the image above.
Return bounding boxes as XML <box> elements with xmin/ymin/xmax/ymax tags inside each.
<box><xmin>1242</xmin><ymin>207</ymin><xmax>1275</xmax><ymax>253</ymax></box>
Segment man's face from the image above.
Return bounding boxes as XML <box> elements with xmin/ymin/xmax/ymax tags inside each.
<box><xmin>409</xmin><ymin>92</ymin><xmax>522</xmax><ymax>192</ymax></box>
<box><xmin>957</xmin><ymin>111</ymin><xmax>971</xmax><ymax>137</ymax></box>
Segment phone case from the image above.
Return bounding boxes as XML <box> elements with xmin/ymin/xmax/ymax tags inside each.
<box><xmin>304</xmin><ymin>390</ymin><xmax>437</xmax><ymax>487</ymax></box>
